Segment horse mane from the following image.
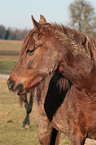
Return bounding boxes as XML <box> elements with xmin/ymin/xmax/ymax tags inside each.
<box><xmin>51</xmin><ymin>23</ymin><xmax>96</xmax><ymax>59</ymax></box>
<box><xmin>52</xmin><ymin>23</ymin><xmax>96</xmax><ymax>44</ymax></box>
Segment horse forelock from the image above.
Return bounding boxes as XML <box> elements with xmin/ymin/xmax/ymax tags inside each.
<box><xmin>22</xmin><ymin>30</ymin><xmax>35</xmax><ymax>52</ymax></box>
<box><xmin>21</xmin><ymin>24</ymin><xmax>51</xmax><ymax>53</ymax></box>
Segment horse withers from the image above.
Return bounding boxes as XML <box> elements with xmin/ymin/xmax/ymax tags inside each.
<box><xmin>7</xmin><ymin>15</ymin><xmax>96</xmax><ymax>144</ymax></box>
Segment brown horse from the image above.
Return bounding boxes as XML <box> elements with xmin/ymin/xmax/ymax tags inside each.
<box><xmin>7</xmin><ymin>15</ymin><xmax>96</xmax><ymax>144</ymax></box>
<box><xmin>7</xmin><ymin>15</ymin><xmax>96</xmax><ymax>96</ymax></box>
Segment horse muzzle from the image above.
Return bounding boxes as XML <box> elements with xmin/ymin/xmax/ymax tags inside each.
<box><xmin>7</xmin><ymin>78</ymin><xmax>26</xmax><ymax>95</ymax></box>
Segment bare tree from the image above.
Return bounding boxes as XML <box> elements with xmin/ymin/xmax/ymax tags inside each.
<box><xmin>69</xmin><ymin>0</ymin><xmax>96</xmax><ymax>38</ymax></box>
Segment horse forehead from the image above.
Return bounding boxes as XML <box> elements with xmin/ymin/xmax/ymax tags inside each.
<box><xmin>24</xmin><ymin>32</ymin><xmax>37</xmax><ymax>47</ymax></box>
<box><xmin>32</xmin><ymin>32</ymin><xmax>38</xmax><ymax>39</ymax></box>
<box><xmin>29</xmin><ymin>31</ymin><xmax>43</xmax><ymax>45</ymax></box>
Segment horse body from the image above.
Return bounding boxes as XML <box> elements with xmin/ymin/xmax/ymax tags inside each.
<box><xmin>53</xmin><ymin>86</ymin><xmax>96</xmax><ymax>138</ymax></box>
<box><xmin>33</xmin><ymin>71</ymin><xmax>96</xmax><ymax>145</ymax></box>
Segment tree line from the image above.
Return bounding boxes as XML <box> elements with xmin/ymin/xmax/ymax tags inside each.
<box><xmin>0</xmin><ymin>25</ymin><xmax>29</xmax><ymax>40</ymax></box>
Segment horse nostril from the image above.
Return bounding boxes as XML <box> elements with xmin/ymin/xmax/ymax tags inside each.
<box><xmin>7</xmin><ymin>79</ymin><xmax>15</xmax><ymax>90</ymax></box>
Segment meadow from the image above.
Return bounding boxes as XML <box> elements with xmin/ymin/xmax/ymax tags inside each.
<box><xmin>0</xmin><ymin>40</ymin><xmax>95</xmax><ymax>145</ymax></box>
<box><xmin>0</xmin><ymin>40</ymin><xmax>22</xmax><ymax>74</ymax></box>
<box><xmin>0</xmin><ymin>77</ymin><xmax>68</xmax><ymax>145</ymax></box>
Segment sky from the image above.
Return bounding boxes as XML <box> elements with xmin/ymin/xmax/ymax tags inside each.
<box><xmin>0</xmin><ymin>0</ymin><xmax>96</xmax><ymax>30</ymax></box>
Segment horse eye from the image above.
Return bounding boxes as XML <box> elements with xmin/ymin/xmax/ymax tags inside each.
<box><xmin>26</xmin><ymin>49</ymin><xmax>35</xmax><ymax>54</ymax></box>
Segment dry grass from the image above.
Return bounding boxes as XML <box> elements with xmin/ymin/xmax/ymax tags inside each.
<box><xmin>0</xmin><ymin>39</ymin><xmax>22</xmax><ymax>51</ymax></box>
<box><xmin>0</xmin><ymin>40</ymin><xmax>22</xmax><ymax>73</ymax></box>
<box><xmin>0</xmin><ymin>39</ymin><xmax>22</xmax><ymax>61</ymax></box>
<box><xmin>0</xmin><ymin>78</ymin><xmax>69</xmax><ymax>145</ymax></box>
<box><xmin>0</xmin><ymin>78</ymin><xmax>39</xmax><ymax>145</ymax></box>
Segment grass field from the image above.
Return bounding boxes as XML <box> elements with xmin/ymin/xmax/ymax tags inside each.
<box><xmin>0</xmin><ymin>78</ymin><xmax>69</xmax><ymax>145</ymax></box>
<box><xmin>0</xmin><ymin>78</ymin><xmax>39</xmax><ymax>145</ymax></box>
<box><xmin>0</xmin><ymin>40</ymin><xmax>22</xmax><ymax>74</ymax></box>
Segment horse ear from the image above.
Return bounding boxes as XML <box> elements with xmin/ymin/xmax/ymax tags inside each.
<box><xmin>39</xmin><ymin>15</ymin><xmax>47</xmax><ymax>24</ymax></box>
<box><xmin>31</xmin><ymin>15</ymin><xmax>41</xmax><ymax>31</ymax></box>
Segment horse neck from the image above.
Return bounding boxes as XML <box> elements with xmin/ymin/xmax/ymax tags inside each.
<box><xmin>58</xmin><ymin>38</ymin><xmax>96</xmax><ymax>91</ymax></box>
<box><xmin>55</xmin><ymin>26</ymin><xmax>96</xmax><ymax>60</ymax></box>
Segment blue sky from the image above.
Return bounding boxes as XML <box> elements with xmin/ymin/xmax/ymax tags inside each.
<box><xmin>0</xmin><ymin>0</ymin><xmax>96</xmax><ymax>29</ymax></box>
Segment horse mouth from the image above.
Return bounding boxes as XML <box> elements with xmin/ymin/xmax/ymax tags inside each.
<box><xmin>7</xmin><ymin>74</ymin><xmax>45</xmax><ymax>95</ymax></box>
<box><xmin>7</xmin><ymin>79</ymin><xmax>26</xmax><ymax>95</ymax></box>
<box><xmin>24</xmin><ymin>75</ymin><xmax>45</xmax><ymax>92</ymax></box>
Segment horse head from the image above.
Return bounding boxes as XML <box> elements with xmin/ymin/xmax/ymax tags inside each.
<box><xmin>7</xmin><ymin>15</ymin><xmax>62</xmax><ymax>95</ymax></box>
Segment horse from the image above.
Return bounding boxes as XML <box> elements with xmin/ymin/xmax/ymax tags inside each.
<box><xmin>7</xmin><ymin>15</ymin><xmax>96</xmax><ymax>96</ymax></box>
<box><xmin>7</xmin><ymin>15</ymin><xmax>96</xmax><ymax>144</ymax></box>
